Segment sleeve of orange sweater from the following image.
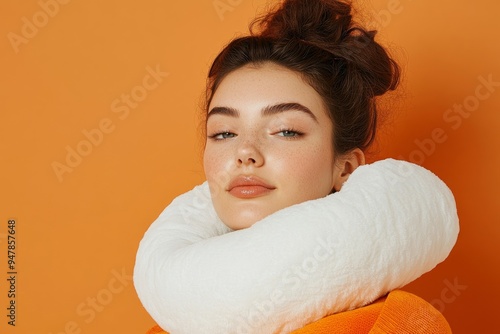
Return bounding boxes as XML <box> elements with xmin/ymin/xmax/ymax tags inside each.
<box><xmin>368</xmin><ymin>290</ymin><xmax>452</xmax><ymax>334</ymax></box>
<box><xmin>293</xmin><ymin>290</ymin><xmax>452</xmax><ymax>334</ymax></box>
<box><xmin>144</xmin><ymin>290</ymin><xmax>451</xmax><ymax>334</ymax></box>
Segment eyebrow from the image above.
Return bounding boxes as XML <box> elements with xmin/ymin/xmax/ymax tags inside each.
<box><xmin>207</xmin><ymin>102</ymin><xmax>318</xmax><ymax>123</ymax></box>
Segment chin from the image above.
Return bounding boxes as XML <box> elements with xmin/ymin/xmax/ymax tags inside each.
<box><xmin>222</xmin><ymin>210</ymin><xmax>271</xmax><ymax>230</ymax></box>
<box><xmin>215</xmin><ymin>196</ymin><xmax>286</xmax><ymax>230</ymax></box>
<box><xmin>223</xmin><ymin>216</ymin><xmax>259</xmax><ymax>230</ymax></box>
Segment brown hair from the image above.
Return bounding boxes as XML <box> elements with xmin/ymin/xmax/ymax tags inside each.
<box><xmin>204</xmin><ymin>0</ymin><xmax>400</xmax><ymax>156</ymax></box>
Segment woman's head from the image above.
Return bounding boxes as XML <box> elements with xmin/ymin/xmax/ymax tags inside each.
<box><xmin>203</xmin><ymin>0</ymin><xmax>400</xmax><ymax>229</ymax></box>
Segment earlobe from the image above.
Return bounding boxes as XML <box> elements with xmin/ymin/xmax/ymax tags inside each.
<box><xmin>332</xmin><ymin>148</ymin><xmax>365</xmax><ymax>191</ymax></box>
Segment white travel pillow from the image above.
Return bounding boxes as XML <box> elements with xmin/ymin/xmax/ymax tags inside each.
<box><xmin>134</xmin><ymin>158</ymin><xmax>459</xmax><ymax>334</ymax></box>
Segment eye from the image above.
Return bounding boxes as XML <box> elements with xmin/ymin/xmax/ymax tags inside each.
<box><xmin>277</xmin><ymin>129</ymin><xmax>303</xmax><ymax>138</ymax></box>
<box><xmin>208</xmin><ymin>131</ymin><xmax>236</xmax><ymax>141</ymax></box>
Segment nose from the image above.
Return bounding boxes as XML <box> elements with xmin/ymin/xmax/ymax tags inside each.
<box><xmin>236</xmin><ymin>140</ymin><xmax>264</xmax><ymax>167</ymax></box>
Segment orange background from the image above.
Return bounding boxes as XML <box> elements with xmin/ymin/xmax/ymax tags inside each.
<box><xmin>0</xmin><ymin>0</ymin><xmax>498</xmax><ymax>333</ymax></box>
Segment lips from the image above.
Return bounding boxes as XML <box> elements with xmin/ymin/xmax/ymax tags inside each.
<box><xmin>227</xmin><ymin>175</ymin><xmax>276</xmax><ymax>199</ymax></box>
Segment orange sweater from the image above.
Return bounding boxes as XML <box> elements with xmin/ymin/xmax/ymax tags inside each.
<box><xmin>145</xmin><ymin>290</ymin><xmax>451</xmax><ymax>334</ymax></box>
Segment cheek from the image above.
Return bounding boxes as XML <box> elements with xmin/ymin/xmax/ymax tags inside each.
<box><xmin>203</xmin><ymin>148</ymin><xmax>230</xmax><ymax>189</ymax></box>
<box><xmin>274</xmin><ymin>143</ymin><xmax>334</xmax><ymax>192</ymax></box>
<box><xmin>203</xmin><ymin>148</ymin><xmax>217</xmax><ymax>182</ymax></box>
<box><xmin>203</xmin><ymin>149</ymin><xmax>214</xmax><ymax>175</ymax></box>
<box><xmin>286</xmin><ymin>141</ymin><xmax>331</xmax><ymax>170</ymax></box>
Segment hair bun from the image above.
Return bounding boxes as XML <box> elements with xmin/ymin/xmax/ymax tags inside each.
<box><xmin>251</xmin><ymin>0</ymin><xmax>399</xmax><ymax>97</ymax></box>
<box><xmin>253</xmin><ymin>0</ymin><xmax>352</xmax><ymax>44</ymax></box>
<box><xmin>338</xmin><ymin>28</ymin><xmax>400</xmax><ymax>96</ymax></box>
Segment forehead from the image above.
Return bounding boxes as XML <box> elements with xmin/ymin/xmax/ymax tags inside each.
<box><xmin>209</xmin><ymin>62</ymin><xmax>328</xmax><ymax>119</ymax></box>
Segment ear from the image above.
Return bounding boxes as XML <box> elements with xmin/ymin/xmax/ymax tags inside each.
<box><xmin>332</xmin><ymin>148</ymin><xmax>365</xmax><ymax>192</ymax></box>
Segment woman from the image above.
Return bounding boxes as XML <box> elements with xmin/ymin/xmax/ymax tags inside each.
<box><xmin>203</xmin><ymin>0</ymin><xmax>398</xmax><ymax>230</ymax></box>
<box><xmin>134</xmin><ymin>0</ymin><xmax>457</xmax><ymax>333</ymax></box>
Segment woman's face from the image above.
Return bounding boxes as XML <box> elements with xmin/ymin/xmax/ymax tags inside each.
<box><xmin>204</xmin><ymin>62</ymin><xmax>345</xmax><ymax>230</ymax></box>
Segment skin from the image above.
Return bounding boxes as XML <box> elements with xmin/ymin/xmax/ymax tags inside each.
<box><xmin>204</xmin><ymin>62</ymin><xmax>364</xmax><ymax>230</ymax></box>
